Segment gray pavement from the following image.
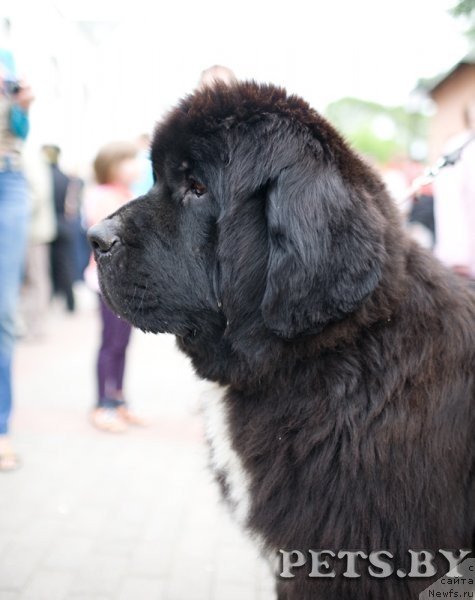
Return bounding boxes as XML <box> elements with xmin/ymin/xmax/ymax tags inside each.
<box><xmin>0</xmin><ymin>288</ymin><xmax>275</xmax><ymax>600</ymax></box>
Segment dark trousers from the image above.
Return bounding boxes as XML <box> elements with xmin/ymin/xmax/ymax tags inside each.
<box><xmin>51</xmin><ymin>219</ymin><xmax>76</xmax><ymax>311</ymax></box>
<box><xmin>97</xmin><ymin>295</ymin><xmax>132</xmax><ymax>408</ymax></box>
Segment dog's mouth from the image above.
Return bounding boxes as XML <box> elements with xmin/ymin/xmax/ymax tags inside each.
<box><xmin>96</xmin><ymin>262</ymin><xmax>197</xmax><ymax>339</ymax></box>
<box><xmin>91</xmin><ymin>226</ymin><xmax>224</xmax><ymax>341</ymax></box>
<box><xmin>96</xmin><ymin>264</ymin><xmax>127</xmax><ymax>319</ymax></box>
<box><xmin>95</xmin><ymin>254</ymin><xmax>143</xmax><ymax>320</ymax></box>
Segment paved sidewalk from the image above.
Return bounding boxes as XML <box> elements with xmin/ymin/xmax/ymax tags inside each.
<box><xmin>0</xmin><ymin>292</ymin><xmax>275</xmax><ymax>600</ymax></box>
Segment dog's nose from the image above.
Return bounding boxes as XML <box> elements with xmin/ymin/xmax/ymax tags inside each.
<box><xmin>87</xmin><ymin>220</ymin><xmax>121</xmax><ymax>254</ymax></box>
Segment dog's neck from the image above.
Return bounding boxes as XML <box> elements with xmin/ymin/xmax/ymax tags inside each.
<box><xmin>177</xmin><ymin>264</ymin><xmax>410</xmax><ymax>392</ymax></box>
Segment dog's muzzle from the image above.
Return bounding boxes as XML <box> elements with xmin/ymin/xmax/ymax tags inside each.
<box><xmin>87</xmin><ymin>219</ymin><xmax>121</xmax><ymax>255</ymax></box>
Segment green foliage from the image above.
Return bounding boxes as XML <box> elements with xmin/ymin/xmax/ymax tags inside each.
<box><xmin>450</xmin><ymin>0</ymin><xmax>475</xmax><ymax>41</ymax></box>
<box><xmin>347</xmin><ymin>128</ymin><xmax>401</xmax><ymax>164</ymax></box>
<box><xmin>450</xmin><ymin>0</ymin><xmax>475</xmax><ymax>17</ymax></box>
<box><xmin>325</xmin><ymin>97</ymin><xmax>428</xmax><ymax>164</ymax></box>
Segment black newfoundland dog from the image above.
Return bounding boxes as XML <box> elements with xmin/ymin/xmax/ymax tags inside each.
<box><xmin>88</xmin><ymin>82</ymin><xmax>474</xmax><ymax>599</ymax></box>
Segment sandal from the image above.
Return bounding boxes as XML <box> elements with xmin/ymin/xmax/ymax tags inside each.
<box><xmin>0</xmin><ymin>452</ymin><xmax>21</xmax><ymax>472</ymax></box>
<box><xmin>91</xmin><ymin>408</ymin><xmax>128</xmax><ymax>433</ymax></box>
<box><xmin>117</xmin><ymin>406</ymin><xmax>149</xmax><ymax>427</ymax></box>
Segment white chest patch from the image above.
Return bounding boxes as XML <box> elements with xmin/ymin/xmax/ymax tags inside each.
<box><xmin>201</xmin><ymin>384</ymin><xmax>252</xmax><ymax>526</ymax></box>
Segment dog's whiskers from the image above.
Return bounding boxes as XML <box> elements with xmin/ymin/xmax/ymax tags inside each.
<box><xmin>129</xmin><ymin>280</ymin><xmax>149</xmax><ymax>322</ymax></box>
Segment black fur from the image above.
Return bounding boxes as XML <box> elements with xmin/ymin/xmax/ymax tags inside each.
<box><xmin>90</xmin><ymin>82</ymin><xmax>475</xmax><ymax>599</ymax></box>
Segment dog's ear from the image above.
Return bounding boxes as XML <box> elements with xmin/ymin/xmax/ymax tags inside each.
<box><xmin>261</xmin><ymin>156</ymin><xmax>385</xmax><ymax>338</ymax></box>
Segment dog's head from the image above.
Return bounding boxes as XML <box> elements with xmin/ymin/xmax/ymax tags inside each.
<box><xmin>89</xmin><ymin>82</ymin><xmax>398</xmax><ymax>357</ymax></box>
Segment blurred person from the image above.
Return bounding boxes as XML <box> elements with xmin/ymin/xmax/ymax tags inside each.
<box><xmin>382</xmin><ymin>157</ymin><xmax>435</xmax><ymax>249</ymax></box>
<box><xmin>85</xmin><ymin>141</ymin><xmax>146</xmax><ymax>433</ymax></box>
<box><xmin>66</xmin><ymin>174</ymin><xmax>90</xmax><ymax>281</ymax></box>
<box><xmin>132</xmin><ymin>133</ymin><xmax>154</xmax><ymax>197</ymax></box>
<box><xmin>381</xmin><ymin>156</ymin><xmax>419</xmax><ymax>214</ymax></box>
<box><xmin>407</xmin><ymin>181</ymin><xmax>435</xmax><ymax>250</ymax></box>
<box><xmin>20</xmin><ymin>146</ymin><xmax>57</xmax><ymax>339</ymax></box>
<box><xmin>43</xmin><ymin>145</ymin><xmax>76</xmax><ymax>312</ymax></box>
<box><xmin>198</xmin><ymin>64</ymin><xmax>237</xmax><ymax>89</ymax></box>
<box><xmin>433</xmin><ymin>102</ymin><xmax>475</xmax><ymax>282</ymax></box>
<box><xmin>401</xmin><ymin>160</ymin><xmax>435</xmax><ymax>250</ymax></box>
<box><xmin>0</xmin><ymin>48</ymin><xmax>33</xmax><ymax>471</ymax></box>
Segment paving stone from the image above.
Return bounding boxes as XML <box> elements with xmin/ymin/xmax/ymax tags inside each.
<box><xmin>128</xmin><ymin>541</ymin><xmax>174</xmax><ymax>578</ymax></box>
<box><xmin>12</xmin><ymin>517</ymin><xmax>63</xmax><ymax>551</ymax></box>
<box><xmin>116</xmin><ymin>577</ymin><xmax>164</xmax><ymax>600</ymax></box>
<box><xmin>63</xmin><ymin>506</ymin><xmax>111</xmax><ymax>537</ymax></box>
<box><xmin>1</xmin><ymin>303</ymin><xmax>274</xmax><ymax>600</ymax></box>
<box><xmin>214</xmin><ymin>543</ymin><xmax>261</xmax><ymax>584</ymax></box>
<box><xmin>0</xmin><ymin>559</ymin><xmax>37</xmax><ymax>591</ymax></box>
<box><xmin>0</xmin><ymin>532</ymin><xmax>14</xmax><ymax>557</ymax></box>
<box><xmin>213</xmin><ymin>581</ymin><xmax>257</xmax><ymax>600</ymax></box>
<box><xmin>22</xmin><ymin>570</ymin><xmax>74</xmax><ymax>600</ymax></box>
<box><xmin>69</xmin><ymin>556</ymin><xmax>128</xmax><ymax>596</ymax></box>
<box><xmin>0</xmin><ymin>591</ymin><xmax>21</xmax><ymax>600</ymax></box>
<box><xmin>0</xmin><ymin>543</ymin><xmax>45</xmax><ymax>590</ymax></box>
<box><xmin>257</xmin><ymin>587</ymin><xmax>277</xmax><ymax>600</ymax></box>
<box><xmin>67</xmin><ymin>595</ymin><xmax>110</xmax><ymax>600</ymax></box>
<box><xmin>41</xmin><ymin>536</ymin><xmax>94</xmax><ymax>570</ymax></box>
<box><xmin>165</xmin><ymin>576</ymin><xmax>212</xmax><ymax>600</ymax></box>
<box><xmin>0</xmin><ymin>506</ymin><xmax>34</xmax><ymax>534</ymax></box>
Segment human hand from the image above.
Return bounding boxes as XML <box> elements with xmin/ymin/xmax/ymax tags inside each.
<box><xmin>14</xmin><ymin>83</ymin><xmax>34</xmax><ymax>110</ymax></box>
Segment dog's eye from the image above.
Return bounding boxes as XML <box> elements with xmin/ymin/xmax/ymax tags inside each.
<box><xmin>189</xmin><ymin>180</ymin><xmax>206</xmax><ymax>198</ymax></box>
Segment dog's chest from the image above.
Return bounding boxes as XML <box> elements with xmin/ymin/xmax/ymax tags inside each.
<box><xmin>201</xmin><ymin>385</ymin><xmax>253</xmax><ymax>525</ymax></box>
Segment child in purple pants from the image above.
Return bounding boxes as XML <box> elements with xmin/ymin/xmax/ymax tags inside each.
<box><xmin>97</xmin><ymin>295</ymin><xmax>132</xmax><ymax>406</ymax></box>
<box><xmin>85</xmin><ymin>141</ymin><xmax>146</xmax><ymax>432</ymax></box>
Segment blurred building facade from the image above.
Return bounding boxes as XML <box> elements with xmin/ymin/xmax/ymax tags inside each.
<box><xmin>423</xmin><ymin>52</ymin><xmax>475</xmax><ymax>161</ymax></box>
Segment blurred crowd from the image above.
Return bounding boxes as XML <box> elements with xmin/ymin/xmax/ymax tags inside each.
<box><xmin>0</xmin><ymin>53</ymin><xmax>474</xmax><ymax>471</ymax></box>
<box><xmin>0</xmin><ymin>44</ymin><xmax>158</xmax><ymax>467</ymax></box>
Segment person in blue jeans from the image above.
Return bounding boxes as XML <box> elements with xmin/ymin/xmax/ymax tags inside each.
<box><xmin>0</xmin><ymin>54</ymin><xmax>33</xmax><ymax>470</ymax></box>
